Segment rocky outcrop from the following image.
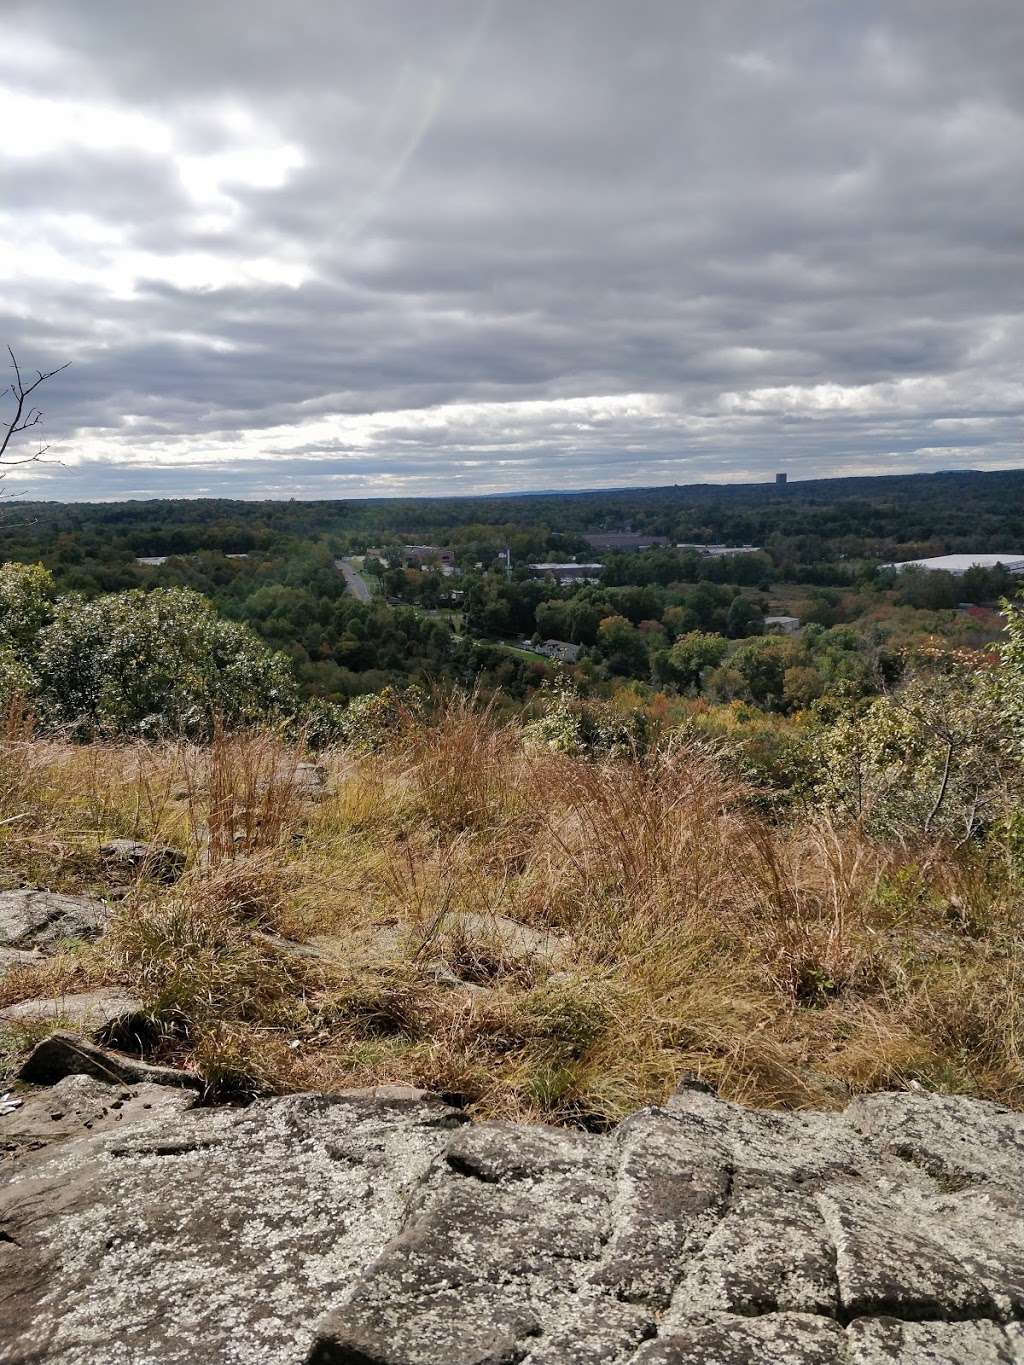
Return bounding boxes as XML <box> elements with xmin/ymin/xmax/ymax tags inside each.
<box><xmin>0</xmin><ymin>888</ymin><xmax>109</xmax><ymax>954</ymax></box>
<box><xmin>264</xmin><ymin>910</ymin><xmax>572</xmax><ymax>983</ymax></box>
<box><xmin>0</xmin><ymin>943</ymin><xmax>45</xmax><ymax>976</ymax></box>
<box><xmin>2</xmin><ymin>1059</ymin><xmax>1024</xmax><ymax>1364</ymax></box>
<box><xmin>1</xmin><ymin>1069</ymin><xmax>196</xmax><ymax>1157</ymax></box>
<box><xmin>16</xmin><ymin>1031</ymin><xmax>203</xmax><ymax>1090</ymax></box>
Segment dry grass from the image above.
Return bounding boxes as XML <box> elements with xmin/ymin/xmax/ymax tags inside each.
<box><xmin>1</xmin><ymin>695</ymin><xmax>1021</xmax><ymax>1119</ymax></box>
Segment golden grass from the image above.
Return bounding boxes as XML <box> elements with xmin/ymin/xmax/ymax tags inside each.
<box><xmin>0</xmin><ymin>698</ymin><xmax>1021</xmax><ymax>1119</ymax></box>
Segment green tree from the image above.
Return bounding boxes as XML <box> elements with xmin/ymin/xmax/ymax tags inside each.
<box><xmin>0</xmin><ymin>561</ymin><xmax>55</xmax><ymax>660</ymax></box>
<box><xmin>730</xmin><ymin>637</ymin><xmax>798</xmax><ymax>709</ymax></box>
<box><xmin>726</xmin><ymin>595</ymin><xmax>764</xmax><ymax>638</ymax></box>
<box><xmin>663</xmin><ymin>631</ymin><xmax>728</xmax><ymax>689</ymax></box>
<box><xmin>34</xmin><ymin>586</ymin><xmax>297</xmax><ymax>738</ymax></box>
<box><xmin>596</xmin><ymin>614</ymin><xmax>650</xmax><ymax>678</ymax></box>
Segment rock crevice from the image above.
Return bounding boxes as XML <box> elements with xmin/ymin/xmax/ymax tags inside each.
<box><xmin>3</xmin><ymin>1055</ymin><xmax>1024</xmax><ymax>1364</ymax></box>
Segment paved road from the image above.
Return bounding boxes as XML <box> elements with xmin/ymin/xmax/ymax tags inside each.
<box><xmin>335</xmin><ymin>558</ymin><xmax>373</xmax><ymax>603</ymax></box>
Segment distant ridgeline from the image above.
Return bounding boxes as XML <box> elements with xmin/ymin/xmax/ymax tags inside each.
<box><xmin>2</xmin><ymin>467</ymin><xmax>1024</xmax><ymax>551</ymax></box>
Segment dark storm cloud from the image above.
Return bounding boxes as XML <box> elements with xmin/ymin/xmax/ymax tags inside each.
<box><xmin>2</xmin><ymin>0</ymin><xmax>1023</xmax><ymax>498</ymax></box>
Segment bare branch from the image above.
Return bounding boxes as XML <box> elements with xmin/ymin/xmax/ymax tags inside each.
<box><xmin>0</xmin><ymin>347</ymin><xmax>71</xmax><ymax>472</ymax></box>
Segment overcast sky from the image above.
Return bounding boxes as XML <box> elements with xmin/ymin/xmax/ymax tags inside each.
<box><xmin>3</xmin><ymin>1</ymin><xmax>1024</xmax><ymax>501</ymax></box>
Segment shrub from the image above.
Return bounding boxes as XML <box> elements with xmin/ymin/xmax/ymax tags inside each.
<box><xmin>524</xmin><ymin>682</ymin><xmax>652</xmax><ymax>758</ymax></box>
<box><xmin>321</xmin><ymin>685</ymin><xmax>424</xmax><ymax>752</ymax></box>
<box><xmin>815</xmin><ymin>658</ymin><xmax>1015</xmax><ymax>842</ymax></box>
<box><xmin>33</xmin><ymin>587</ymin><xmax>297</xmax><ymax>739</ymax></box>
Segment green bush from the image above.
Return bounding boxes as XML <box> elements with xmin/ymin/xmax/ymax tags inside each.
<box><xmin>524</xmin><ymin>682</ymin><xmax>651</xmax><ymax>758</ymax></box>
<box><xmin>0</xmin><ymin>563</ymin><xmax>296</xmax><ymax>739</ymax></box>
<box><xmin>815</xmin><ymin>661</ymin><xmax>1015</xmax><ymax>841</ymax></box>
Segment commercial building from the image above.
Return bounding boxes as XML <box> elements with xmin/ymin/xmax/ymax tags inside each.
<box><xmin>764</xmin><ymin>615</ymin><xmax>801</xmax><ymax>635</ymax></box>
<box><xmin>403</xmin><ymin>545</ymin><xmax>455</xmax><ymax>568</ymax></box>
<box><xmin>676</xmin><ymin>543</ymin><xmax>762</xmax><ymax>558</ymax></box>
<box><xmin>886</xmin><ymin>553</ymin><xmax>1024</xmax><ymax>576</ymax></box>
<box><xmin>522</xmin><ymin>639</ymin><xmax>582</xmax><ymax>663</ymax></box>
<box><xmin>529</xmin><ymin>562</ymin><xmax>605</xmax><ymax>585</ymax></box>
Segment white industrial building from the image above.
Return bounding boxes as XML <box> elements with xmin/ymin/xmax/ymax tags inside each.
<box><xmin>676</xmin><ymin>543</ymin><xmax>762</xmax><ymax>558</ymax></box>
<box><xmin>529</xmin><ymin>562</ymin><xmax>605</xmax><ymax>585</ymax></box>
<box><xmin>886</xmin><ymin>553</ymin><xmax>1024</xmax><ymax>576</ymax></box>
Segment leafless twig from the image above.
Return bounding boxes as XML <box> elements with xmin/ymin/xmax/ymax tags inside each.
<box><xmin>1</xmin><ymin>346</ymin><xmax>71</xmax><ymax>470</ymax></box>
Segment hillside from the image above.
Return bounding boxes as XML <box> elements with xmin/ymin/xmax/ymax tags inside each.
<box><xmin>1</xmin><ymin>686</ymin><xmax>1021</xmax><ymax>1119</ymax></box>
<box><xmin>1</xmin><ymin>550</ymin><xmax>1023</xmax><ymax>1364</ymax></box>
<box><xmin>3</xmin><ymin>690</ymin><xmax>1024</xmax><ymax>1362</ymax></box>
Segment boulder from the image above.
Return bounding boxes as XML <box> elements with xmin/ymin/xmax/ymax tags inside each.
<box><xmin>295</xmin><ymin>761</ymin><xmax>328</xmax><ymax>796</ymax></box>
<box><xmin>0</xmin><ymin>889</ymin><xmax>109</xmax><ymax>951</ymax></box>
<box><xmin>100</xmin><ymin>839</ymin><xmax>186</xmax><ymax>883</ymax></box>
<box><xmin>2</xmin><ymin>1079</ymin><xmax>1024</xmax><ymax>1362</ymax></box>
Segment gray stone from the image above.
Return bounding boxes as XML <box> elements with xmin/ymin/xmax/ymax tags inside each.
<box><xmin>437</xmin><ymin>910</ymin><xmax>571</xmax><ymax>968</ymax></box>
<box><xmin>2</xmin><ymin>1080</ymin><xmax>1024</xmax><ymax>1364</ymax></box>
<box><xmin>100</xmin><ymin>838</ymin><xmax>186</xmax><ymax>883</ymax></box>
<box><xmin>0</xmin><ymin>989</ymin><xmax>144</xmax><ymax>1033</ymax></box>
<box><xmin>632</xmin><ymin>1312</ymin><xmax>846</xmax><ymax>1363</ymax></box>
<box><xmin>818</xmin><ymin>1183</ymin><xmax>1005</xmax><ymax>1321</ymax></box>
<box><xmin>523</xmin><ymin>1296</ymin><xmax>654</xmax><ymax>1365</ymax></box>
<box><xmin>17</xmin><ymin>1031</ymin><xmax>203</xmax><ymax>1090</ymax></box>
<box><xmin>0</xmin><ymin>944</ymin><xmax>45</xmax><ymax>976</ymax></box>
<box><xmin>445</xmin><ymin>1120</ymin><xmax>599</xmax><ymax>1182</ymax></box>
<box><xmin>0</xmin><ymin>1090</ymin><xmax>466</xmax><ymax>1365</ymax></box>
<box><xmin>0</xmin><ymin>888</ymin><xmax>109</xmax><ymax>951</ymax></box>
<box><xmin>843</xmin><ymin>1088</ymin><xmax>1024</xmax><ymax>1195</ymax></box>
<box><xmin>0</xmin><ymin>1071</ymin><xmax>195</xmax><ymax>1158</ymax></box>
<box><xmin>310</xmin><ymin>1285</ymin><xmax>542</xmax><ymax>1365</ymax></box>
<box><xmin>259</xmin><ymin>923</ymin><xmax>404</xmax><ymax>970</ymax></box>
<box><xmin>679</xmin><ymin>1187</ymin><xmax>839</xmax><ymax>1317</ymax></box>
<box><xmin>295</xmin><ymin>761</ymin><xmax>328</xmax><ymax>796</ymax></box>
<box><xmin>847</xmin><ymin>1318</ymin><xmax>1024</xmax><ymax>1363</ymax></box>
<box><xmin>589</xmin><ymin>1111</ymin><xmax>731</xmax><ymax>1307</ymax></box>
<box><xmin>259</xmin><ymin>914</ymin><xmax>572</xmax><ymax>984</ymax></box>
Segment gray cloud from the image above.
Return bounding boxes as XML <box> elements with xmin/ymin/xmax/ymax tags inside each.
<box><xmin>2</xmin><ymin>0</ymin><xmax>1023</xmax><ymax>498</ymax></box>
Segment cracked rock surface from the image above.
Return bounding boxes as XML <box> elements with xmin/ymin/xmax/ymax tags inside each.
<box><xmin>2</xmin><ymin>1072</ymin><xmax>1024</xmax><ymax>1364</ymax></box>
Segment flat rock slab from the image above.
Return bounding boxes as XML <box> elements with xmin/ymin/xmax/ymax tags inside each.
<box><xmin>0</xmin><ymin>889</ymin><xmax>109</xmax><ymax>951</ymax></box>
<box><xmin>0</xmin><ymin>989</ymin><xmax>144</xmax><ymax>1032</ymax></box>
<box><xmin>3</xmin><ymin>1082</ymin><xmax>1024</xmax><ymax>1364</ymax></box>
<box><xmin>438</xmin><ymin>910</ymin><xmax>571</xmax><ymax>966</ymax></box>
<box><xmin>1</xmin><ymin>1070</ymin><xmax>195</xmax><ymax>1158</ymax></box>
<box><xmin>1</xmin><ymin>1090</ymin><xmax>467</xmax><ymax>1365</ymax></box>
<box><xmin>265</xmin><ymin>912</ymin><xmax>571</xmax><ymax>978</ymax></box>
